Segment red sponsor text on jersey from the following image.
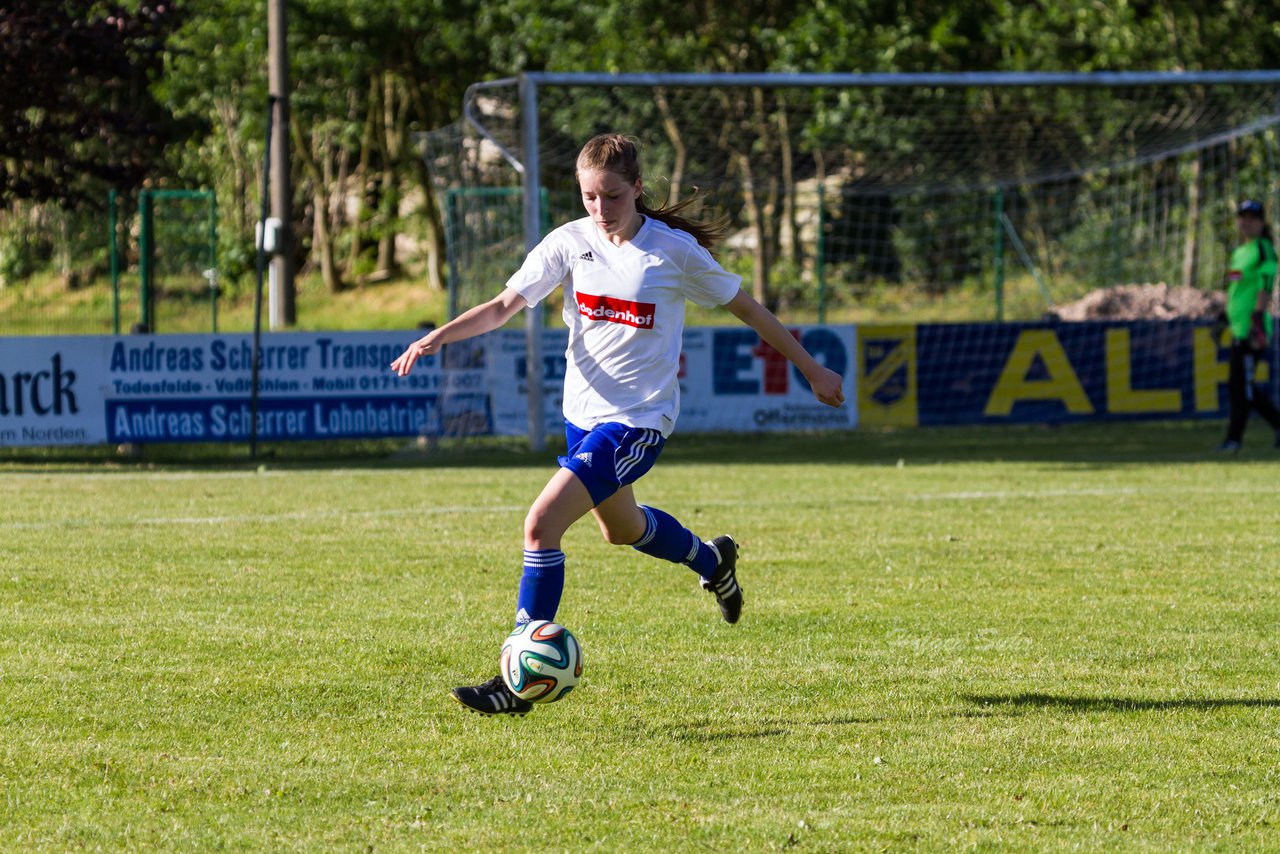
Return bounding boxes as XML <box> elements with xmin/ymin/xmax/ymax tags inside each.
<box><xmin>576</xmin><ymin>292</ymin><xmax>656</xmax><ymax>329</ymax></box>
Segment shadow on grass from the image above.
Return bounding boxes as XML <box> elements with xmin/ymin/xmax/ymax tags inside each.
<box><xmin>0</xmin><ymin>420</ymin><xmax>1244</xmax><ymax>471</ymax></box>
<box><xmin>964</xmin><ymin>693</ymin><xmax>1280</xmax><ymax>713</ymax></box>
<box><xmin>641</xmin><ymin>713</ymin><xmax>879</xmax><ymax>743</ymax></box>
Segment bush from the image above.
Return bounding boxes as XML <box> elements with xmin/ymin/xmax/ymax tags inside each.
<box><xmin>0</xmin><ymin>230</ymin><xmax>52</xmax><ymax>288</ymax></box>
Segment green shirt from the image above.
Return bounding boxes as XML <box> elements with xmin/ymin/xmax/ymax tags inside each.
<box><xmin>1226</xmin><ymin>236</ymin><xmax>1277</xmax><ymax>340</ymax></box>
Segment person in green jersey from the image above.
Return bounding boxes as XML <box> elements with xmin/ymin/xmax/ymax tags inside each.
<box><xmin>1218</xmin><ymin>199</ymin><xmax>1280</xmax><ymax>452</ymax></box>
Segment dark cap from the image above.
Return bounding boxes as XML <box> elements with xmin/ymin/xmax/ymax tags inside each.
<box><xmin>1237</xmin><ymin>199</ymin><xmax>1265</xmax><ymax>217</ymax></box>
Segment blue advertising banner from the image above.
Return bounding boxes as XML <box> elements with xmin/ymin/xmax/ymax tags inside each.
<box><xmin>103</xmin><ymin>332</ymin><xmax>489</xmax><ymax>443</ymax></box>
<box><xmin>909</xmin><ymin>320</ymin><xmax>1257</xmax><ymax>426</ymax></box>
<box><xmin>0</xmin><ymin>331</ymin><xmax>488</xmax><ymax>446</ymax></box>
<box><xmin>2</xmin><ymin>320</ymin><xmax>1260</xmax><ymax>446</ymax></box>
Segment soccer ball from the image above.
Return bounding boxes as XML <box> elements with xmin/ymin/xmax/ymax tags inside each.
<box><xmin>500</xmin><ymin>620</ymin><xmax>582</xmax><ymax>704</ymax></box>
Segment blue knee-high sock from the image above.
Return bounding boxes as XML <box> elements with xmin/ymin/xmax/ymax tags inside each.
<box><xmin>515</xmin><ymin>549</ymin><xmax>565</xmax><ymax>626</ymax></box>
<box><xmin>631</xmin><ymin>505</ymin><xmax>718</xmax><ymax>579</ymax></box>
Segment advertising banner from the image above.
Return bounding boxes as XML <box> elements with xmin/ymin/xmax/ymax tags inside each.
<box><xmin>906</xmin><ymin>320</ymin><xmax>1247</xmax><ymax>426</ymax></box>
<box><xmin>487</xmin><ymin>328</ymin><xmax>568</xmax><ymax>439</ymax></box>
<box><xmin>1</xmin><ymin>331</ymin><xmax>487</xmax><ymax>446</ymax></box>
<box><xmin>681</xmin><ymin>325</ymin><xmax>856</xmax><ymax>433</ymax></box>
<box><xmin>6</xmin><ymin>319</ymin><xmax>1245</xmax><ymax>447</ymax></box>
<box><xmin>0</xmin><ymin>337</ymin><xmax>105</xmax><ymax>446</ymax></box>
<box><xmin>486</xmin><ymin>324</ymin><xmax>857</xmax><ymax>435</ymax></box>
<box><xmin>855</xmin><ymin>324</ymin><xmax>918</xmax><ymax>427</ymax></box>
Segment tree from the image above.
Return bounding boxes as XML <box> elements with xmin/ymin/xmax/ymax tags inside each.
<box><xmin>0</xmin><ymin>0</ymin><xmax>187</xmax><ymax>208</ymax></box>
<box><xmin>505</xmin><ymin>0</ymin><xmax>816</xmax><ymax>307</ymax></box>
<box><xmin>162</xmin><ymin>0</ymin><xmax>506</xmax><ymax>294</ymax></box>
<box><xmin>139</xmin><ymin>0</ymin><xmax>1280</xmax><ymax>307</ymax></box>
<box><xmin>262</xmin><ymin>0</ymin><xmax>508</xmax><ymax>292</ymax></box>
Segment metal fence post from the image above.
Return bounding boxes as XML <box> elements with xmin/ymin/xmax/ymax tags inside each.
<box><xmin>993</xmin><ymin>186</ymin><xmax>1005</xmax><ymax>322</ymax></box>
<box><xmin>520</xmin><ymin>73</ymin><xmax>546</xmax><ymax>453</ymax></box>
<box><xmin>139</xmin><ymin>189</ymin><xmax>154</xmax><ymax>332</ymax></box>
<box><xmin>109</xmin><ymin>189</ymin><xmax>120</xmax><ymax>335</ymax></box>
<box><xmin>817</xmin><ymin>182</ymin><xmax>827</xmax><ymax>325</ymax></box>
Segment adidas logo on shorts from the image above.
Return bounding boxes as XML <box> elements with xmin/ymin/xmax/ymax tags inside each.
<box><xmin>579</xmin><ymin>251</ymin><xmax>594</xmax><ymax>261</ymax></box>
<box><xmin>574</xmin><ymin>452</ymin><xmax>593</xmax><ymax>465</ymax></box>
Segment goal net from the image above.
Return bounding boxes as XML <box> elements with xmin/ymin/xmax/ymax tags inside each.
<box><xmin>423</xmin><ymin>72</ymin><xmax>1280</xmax><ymax>323</ymax></box>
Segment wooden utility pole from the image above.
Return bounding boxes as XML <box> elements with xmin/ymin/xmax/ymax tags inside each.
<box><xmin>268</xmin><ymin>0</ymin><xmax>295</xmax><ymax>327</ymax></box>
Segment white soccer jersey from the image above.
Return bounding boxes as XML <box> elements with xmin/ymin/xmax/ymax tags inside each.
<box><xmin>506</xmin><ymin>215</ymin><xmax>741</xmax><ymax>436</ymax></box>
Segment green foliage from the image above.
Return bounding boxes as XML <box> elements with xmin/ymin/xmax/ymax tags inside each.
<box><xmin>6</xmin><ymin>1</ymin><xmax>1280</xmax><ymax>323</ymax></box>
<box><xmin>0</xmin><ymin>203</ymin><xmax>106</xmax><ymax>289</ymax></box>
<box><xmin>987</xmin><ymin>0</ymin><xmax>1280</xmax><ymax>71</ymax></box>
<box><xmin>0</xmin><ymin>1</ymin><xmax>188</xmax><ymax>207</ymax></box>
<box><xmin>216</xmin><ymin>240</ymin><xmax>257</xmax><ymax>293</ymax></box>
<box><xmin>0</xmin><ymin>229</ymin><xmax>49</xmax><ymax>288</ymax></box>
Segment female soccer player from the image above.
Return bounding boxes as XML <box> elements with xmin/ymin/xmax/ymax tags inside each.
<box><xmin>391</xmin><ymin>133</ymin><xmax>845</xmax><ymax>715</ymax></box>
<box><xmin>1217</xmin><ymin>198</ymin><xmax>1280</xmax><ymax>452</ymax></box>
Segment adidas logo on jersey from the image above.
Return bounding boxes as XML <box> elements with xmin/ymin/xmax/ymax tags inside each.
<box><xmin>574</xmin><ymin>452</ymin><xmax>593</xmax><ymax>465</ymax></box>
<box><xmin>579</xmin><ymin>251</ymin><xmax>594</xmax><ymax>261</ymax></box>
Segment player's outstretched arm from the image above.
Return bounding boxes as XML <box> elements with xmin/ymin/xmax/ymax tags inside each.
<box><xmin>390</xmin><ymin>287</ymin><xmax>527</xmax><ymax>376</ymax></box>
<box><xmin>723</xmin><ymin>289</ymin><xmax>846</xmax><ymax>408</ymax></box>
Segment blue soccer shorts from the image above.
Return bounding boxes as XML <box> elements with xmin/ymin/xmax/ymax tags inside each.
<box><xmin>557</xmin><ymin>421</ymin><xmax>667</xmax><ymax>506</ymax></box>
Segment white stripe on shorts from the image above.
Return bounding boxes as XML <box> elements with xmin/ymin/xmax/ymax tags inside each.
<box><xmin>614</xmin><ymin>428</ymin><xmax>662</xmax><ymax>483</ymax></box>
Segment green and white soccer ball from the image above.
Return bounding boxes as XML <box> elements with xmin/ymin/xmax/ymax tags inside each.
<box><xmin>500</xmin><ymin>620</ymin><xmax>582</xmax><ymax>703</ymax></box>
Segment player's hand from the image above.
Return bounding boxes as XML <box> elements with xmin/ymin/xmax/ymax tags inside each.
<box><xmin>1250</xmin><ymin>310</ymin><xmax>1268</xmax><ymax>352</ymax></box>
<box><xmin>806</xmin><ymin>365</ymin><xmax>846</xmax><ymax>408</ymax></box>
<box><xmin>390</xmin><ymin>333</ymin><xmax>442</xmax><ymax>376</ymax></box>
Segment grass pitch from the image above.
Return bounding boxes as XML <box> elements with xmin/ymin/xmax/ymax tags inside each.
<box><xmin>2</xmin><ymin>421</ymin><xmax>1279</xmax><ymax>850</ymax></box>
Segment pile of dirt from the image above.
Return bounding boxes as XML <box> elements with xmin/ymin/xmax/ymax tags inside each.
<box><xmin>1047</xmin><ymin>283</ymin><xmax>1224</xmax><ymax>322</ymax></box>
